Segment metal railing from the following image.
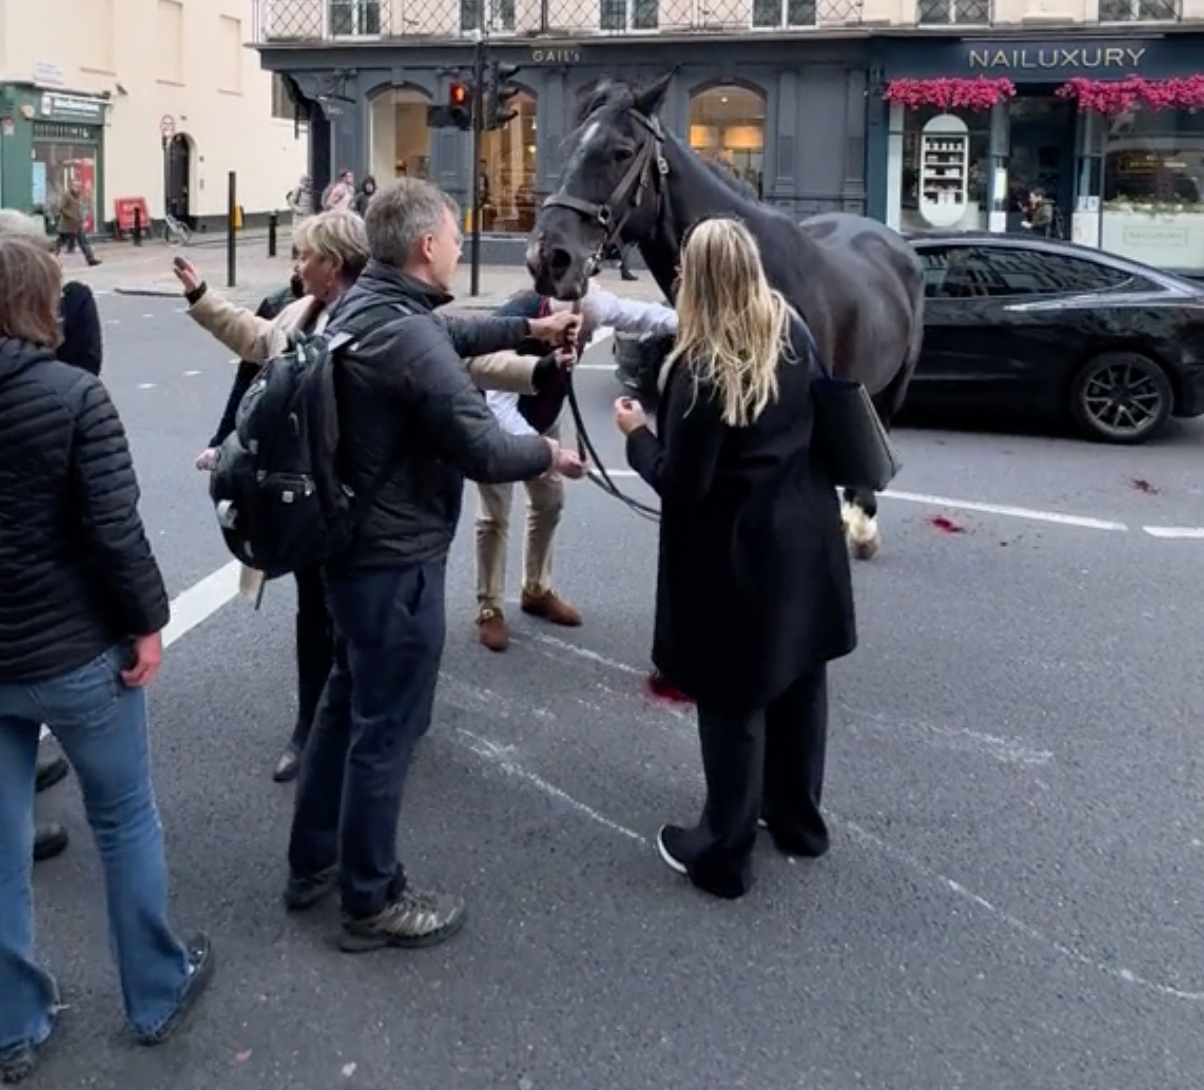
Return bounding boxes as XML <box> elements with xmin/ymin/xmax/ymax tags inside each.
<box><xmin>252</xmin><ymin>0</ymin><xmax>866</xmax><ymax>42</ymax></box>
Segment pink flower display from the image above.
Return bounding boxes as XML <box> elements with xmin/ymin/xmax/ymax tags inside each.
<box><xmin>1055</xmin><ymin>75</ymin><xmax>1204</xmax><ymax>114</ymax></box>
<box><xmin>882</xmin><ymin>77</ymin><xmax>1017</xmax><ymax>112</ymax></box>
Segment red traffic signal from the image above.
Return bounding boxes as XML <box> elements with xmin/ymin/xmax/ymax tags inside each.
<box><xmin>449</xmin><ymin>82</ymin><xmax>469</xmax><ymax>107</ymax></box>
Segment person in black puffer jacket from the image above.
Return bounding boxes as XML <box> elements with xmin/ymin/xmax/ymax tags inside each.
<box><xmin>0</xmin><ymin>236</ymin><xmax>214</xmax><ymax>1081</ymax></box>
<box><xmin>0</xmin><ymin>207</ymin><xmax>105</xmax><ymax>863</ymax></box>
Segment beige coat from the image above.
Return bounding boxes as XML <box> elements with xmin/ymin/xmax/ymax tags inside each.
<box><xmin>186</xmin><ymin>288</ymin><xmax>540</xmax><ymax>394</ymax></box>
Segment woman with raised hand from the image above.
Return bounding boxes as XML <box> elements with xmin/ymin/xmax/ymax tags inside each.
<box><xmin>614</xmin><ymin>216</ymin><xmax>857</xmax><ymax>901</ymax></box>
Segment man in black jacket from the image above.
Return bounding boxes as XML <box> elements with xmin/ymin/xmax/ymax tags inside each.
<box><xmin>284</xmin><ymin>178</ymin><xmax>586</xmax><ymax>953</ymax></box>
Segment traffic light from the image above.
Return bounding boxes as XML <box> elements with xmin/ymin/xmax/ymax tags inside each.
<box><xmin>448</xmin><ymin>80</ymin><xmax>472</xmax><ymax>131</ymax></box>
<box><xmin>426</xmin><ymin>78</ymin><xmax>474</xmax><ymax>131</ymax></box>
<box><xmin>484</xmin><ymin>61</ymin><xmax>522</xmax><ymax>130</ymax></box>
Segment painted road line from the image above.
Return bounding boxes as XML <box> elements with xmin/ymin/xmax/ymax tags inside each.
<box><xmin>883</xmin><ymin>490</ymin><xmax>1129</xmax><ymax>532</ymax></box>
<box><xmin>40</xmin><ymin>560</ymin><xmax>243</xmax><ymax>743</ymax></box>
<box><xmin>578</xmin><ymin>472</ymin><xmax>1136</xmax><ymax>533</ymax></box>
<box><xmin>1142</xmin><ymin>526</ymin><xmax>1204</xmax><ymax>539</ymax></box>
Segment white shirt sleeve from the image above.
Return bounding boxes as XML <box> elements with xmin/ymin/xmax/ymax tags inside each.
<box><xmin>485</xmin><ymin>389</ymin><xmax>539</xmax><ymax>437</ymax></box>
<box><xmin>583</xmin><ymin>288</ymin><xmax>679</xmax><ymax>338</ymax></box>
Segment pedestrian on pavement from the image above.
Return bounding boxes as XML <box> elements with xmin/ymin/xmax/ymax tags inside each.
<box><xmin>614</xmin><ymin>216</ymin><xmax>856</xmax><ymax>900</ymax></box>
<box><xmin>0</xmin><ymin>236</ymin><xmax>213</xmax><ymax>1084</ymax></box>
<box><xmin>0</xmin><ymin>208</ymin><xmax>106</xmax><ymax>866</ymax></box>
<box><xmin>50</xmin><ymin>181</ymin><xmax>100</xmax><ymax>267</ymax></box>
<box><xmin>176</xmin><ymin>211</ymin><xmax>369</xmax><ymax>784</ymax></box>
<box><xmin>353</xmin><ymin>174</ymin><xmax>377</xmax><ymax>217</ymax></box>
<box><xmin>283</xmin><ymin>176</ymin><xmax>587</xmax><ymax>953</ymax></box>
<box><xmin>286</xmin><ymin>174</ymin><xmax>314</xmax><ymax>260</ymax></box>
<box><xmin>472</xmin><ymin>284</ymin><xmax>678</xmax><ymax>652</ymax></box>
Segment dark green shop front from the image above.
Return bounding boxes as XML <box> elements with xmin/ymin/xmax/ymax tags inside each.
<box><xmin>865</xmin><ymin>33</ymin><xmax>1204</xmax><ymax>277</ymax></box>
<box><xmin>0</xmin><ymin>85</ymin><xmax>108</xmax><ymax>234</ymax></box>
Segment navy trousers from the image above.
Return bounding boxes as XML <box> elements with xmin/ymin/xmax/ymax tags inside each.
<box><xmin>287</xmin><ymin>558</ymin><xmax>447</xmax><ymax>919</ymax></box>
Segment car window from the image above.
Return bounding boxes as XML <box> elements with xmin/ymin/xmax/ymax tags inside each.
<box><xmin>919</xmin><ymin>246</ymin><xmax>1136</xmax><ymax>299</ymax></box>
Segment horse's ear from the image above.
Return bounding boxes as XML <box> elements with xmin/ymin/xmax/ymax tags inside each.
<box><xmin>633</xmin><ymin>71</ymin><xmax>673</xmax><ymax>118</ymax></box>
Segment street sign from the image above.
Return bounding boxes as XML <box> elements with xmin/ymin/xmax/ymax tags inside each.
<box><xmin>159</xmin><ymin>114</ymin><xmax>176</xmax><ymax>139</ymax></box>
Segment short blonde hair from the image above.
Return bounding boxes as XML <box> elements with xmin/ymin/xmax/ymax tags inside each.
<box><xmin>293</xmin><ymin>209</ymin><xmax>370</xmax><ymax>283</ymax></box>
<box><xmin>0</xmin><ymin>209</ymin><xmax>54</xmax><ymax>250</ymax></box>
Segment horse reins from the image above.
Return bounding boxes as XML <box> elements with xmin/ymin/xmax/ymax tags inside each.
<box><xmin>542</xmin><ymin>108</ymin><xmax>671</xmax><ymax>523</ymax></box>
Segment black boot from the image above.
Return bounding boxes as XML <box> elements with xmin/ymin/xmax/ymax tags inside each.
<box><xmin>36</xmin><ymin>753</ymin><xmax>69</xmax><ymax>793</ymax></box>
<box><xmin>34</xmin><ymin>822</ymin><xmax>68</xmax><ymax>862</ymax></box>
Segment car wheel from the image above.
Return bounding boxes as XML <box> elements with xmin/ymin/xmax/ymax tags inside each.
<box><xmin>1070</xmin><ymin>351</ymin><xmax>1173</xmax><ymax>445</ymax></box>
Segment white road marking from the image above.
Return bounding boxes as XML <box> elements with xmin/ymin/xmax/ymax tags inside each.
<box><xmin>883</xmin><ymin>489</ymin><xmax>1129</xmax><ymax>532</ymax></box>
<box><xmin>40</xmin><ymin>560</ymin><xmax>242</xmax><ymax>743</ymax></box>
<box><xmin>572</xmin><ymin>474</ymin><xmax>1153</xmax><ymax>535</ymax></box>
<box><xmin>136</xmin><ymin>383</ymin><xmax>156</xmax><ymax>390</ymax></box>
<box><xmin>1142</xmin><ymin>525</ymin><xmax>1204</xmax><ymax>539</ymax></box>
<box><xmin>183</xmin><ymin>370</ymin><xmax>202</xmax><ymax>377</ymax></box>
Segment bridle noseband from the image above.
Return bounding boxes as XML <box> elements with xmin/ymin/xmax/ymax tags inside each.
<box><xmin>540</xmin><ymin>108</ymin><xmax>670</xmax><ymax>275</ymax></box>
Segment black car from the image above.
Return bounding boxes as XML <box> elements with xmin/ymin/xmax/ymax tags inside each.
<box><xmin>905</xmin><ymin>232</ymin><xmax>1204</xmax><ymax>444</ymax></box>
<box><xmin>613</xmin><ymin>233</ymin><xmax>1204</xmax><ymax>445</ymax></box>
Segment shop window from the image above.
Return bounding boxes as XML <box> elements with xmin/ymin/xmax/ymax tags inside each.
<box><xmin>688</xmin><ymin>85</ymin><xmax>765</xmax><ymax>198</ymax></box>
<box><xmin>921</xmin><ymin>246</ymin><xmax>1137</xmax><ymax>299</ymax></box>
<box><xmin>1098</xmin><ymin>0</ymin><xmax>1178</xmax><ymax>18</ymax></box>
<box><xmin>599</xmin><ymin>0</ymin><xmax>659</xmax><ymax>30</ymax></box>
<box><xmin>460</xmin><ymin>0</ymin><xmax>515</xmax><ymax>32</ymax></box>
<box><xmin>1101</xmin><ymin>107</ymin><xmax>1204</xmax><ymax>275</ymax></box>
<box><xmin>368</xmin><ymin>88</ymin><xmax>432</xmax><ymax>183</ymax></box>
<box><xmin>32</xmin><ymin>135</ymin><xmax>100</xmax><ymax>234</ymax></box>
<box><xmin>478</xmin><ymin>90</ymin><xmax>538</xmax><ymax>234</ymax></box>
<box><xmin>328</xmin><ymin>0</ymin><xmax>380</xmax><ymax>35</ymax></box>
<box><xmin>752</xmin><ymin>0</ymin><xmax>816</xmax><ymax>26</ymax></box>
<box><xmin>916</xmin><ymin>0</ymin><xmax>990</xmax><ymax>24</ymax></box>
<box><xmin>894</xmin><ymin>104</ymin><xmax>989</xmax><ymax>232</ymax></box>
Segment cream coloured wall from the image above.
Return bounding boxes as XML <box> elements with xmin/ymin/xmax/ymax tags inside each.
<box><xmin>0</xmin><ymin>0</ymin><xmax>306</xmax><ymax>220</ymax></box>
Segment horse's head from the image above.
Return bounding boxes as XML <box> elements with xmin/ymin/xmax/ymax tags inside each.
<box><xmin>527</xmin><ymin>72</ymin><xmax>673</xmax><ymax>300</ymax></box>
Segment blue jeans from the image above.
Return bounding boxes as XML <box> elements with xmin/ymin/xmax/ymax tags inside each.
<box><xmin>0</xmin><ymin>646</ymin><xmax>190</xmax><ymax>1054</ymax></box>
<box><xmin>288</xmin><ymin>560</ymin><xmax>447</xmax><ymax>918</ymax></box>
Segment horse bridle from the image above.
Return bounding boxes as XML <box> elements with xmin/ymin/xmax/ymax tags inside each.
<box><xmin>540</xmin><ymin>108</ymin><xmax>670</xmax><ymax>279</ymax></box>
<box><xmin>539</xmin><ymin>108</ymin><xmax>671</xmax><ymax>523</ymax></box>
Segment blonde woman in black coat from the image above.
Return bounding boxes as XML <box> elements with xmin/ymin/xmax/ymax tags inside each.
<box><xmin>614</xmin><ymin>216</ymin><xmax>857</xmax><ymax>900</ymax></box>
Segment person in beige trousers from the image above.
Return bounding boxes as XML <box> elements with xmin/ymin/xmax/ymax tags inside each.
<box><xmin>471</xmin><ymin>283</ymin><xmax>678</xmax><ymax>651</ymax></box>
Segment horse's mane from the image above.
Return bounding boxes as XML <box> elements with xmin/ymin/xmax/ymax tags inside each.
<box><xmin>571</xmin><ymin>78</ymin><xmax>762</xmax><ymax>203</ymax></box>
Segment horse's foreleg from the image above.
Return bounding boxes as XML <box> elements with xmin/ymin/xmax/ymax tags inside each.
<box><xmin>841</xmin><ymin>486</ymin><xmax>881</xmax><ymax>561</ymax></box>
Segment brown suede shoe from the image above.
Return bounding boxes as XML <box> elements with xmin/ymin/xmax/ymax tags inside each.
<box><xmin>520</xmin><ymin>589</ymin><xmax>583</xmax><ymax>627</ymax></box>
<box><xmin>477</xmin><ymin>607</ymin><xmax>509</xmax><ymax>652</ymax></box>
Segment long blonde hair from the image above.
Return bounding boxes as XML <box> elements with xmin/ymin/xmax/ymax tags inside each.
<box><xmin>662</xmin><ymin>217</ymin><xmax>794</xmax><ymax>428</ymax></box>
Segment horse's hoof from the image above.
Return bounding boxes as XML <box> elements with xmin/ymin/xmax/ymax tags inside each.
<box><xmin>851</xmin><ymin>535</ymin><xmax>880</xmax><ymax>561</ymax></box>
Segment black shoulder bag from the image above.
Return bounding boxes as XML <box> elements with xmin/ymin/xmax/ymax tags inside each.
<box><xmin>795</xmin><ymin>317</ymin><xmax>903</xmax><ymax>494</ymax></box>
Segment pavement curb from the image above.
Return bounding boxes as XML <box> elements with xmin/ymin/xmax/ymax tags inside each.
<box><xmin>113</xmin><ymin>286</ymin><xmax>184</xmax><ymax>298</ymax></box>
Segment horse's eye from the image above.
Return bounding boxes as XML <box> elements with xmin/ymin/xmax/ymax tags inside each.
<box><xmin>614</xmin><ymin>147</ymin><xmax>635</xmax><ymax>163</ymax></box>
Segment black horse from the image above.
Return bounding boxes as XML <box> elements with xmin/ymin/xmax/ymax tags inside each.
<box><xmin>526</xmin><ymin>73</ymin><xmax>926</xmax><ymax>560</ymax></box>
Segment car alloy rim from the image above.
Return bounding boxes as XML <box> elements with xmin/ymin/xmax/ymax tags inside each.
<box><xmin>1082</xmin><ymin>361</ymin><xmax>1163</xmax><ymax>435</ymax></box>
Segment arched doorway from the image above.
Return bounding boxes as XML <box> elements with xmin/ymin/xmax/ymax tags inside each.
<box><xmin>479</xmin><ymin>89</ymin><xmax>537</xmax><ymax>233</ymax></box>
<box><xmin>166</xmin><ymin>134</ymin><xmax>194</xmax><ymax>225</ymax></box>
<box><xmin>688</xmin><ymin>85</ymin><xmax>766</xmax><ymax>198</ymax></box>
<box><xmin>369</xmin><ymin>87</ymin><xmax>433</xmax><ymax>181</ymax></box>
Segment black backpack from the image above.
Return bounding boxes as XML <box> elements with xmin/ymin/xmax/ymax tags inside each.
<box><xmin>208</xmin><ymin>299</ymin><xmax>414</xmax><ymax>579</ymax></box>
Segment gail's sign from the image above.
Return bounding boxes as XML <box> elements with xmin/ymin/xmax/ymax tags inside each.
<box><xmin>531</xmin><ymin>46</ymin><xmax>582</xmax><ymax>64</ymax></box>
<box><xmin>966</xmin><ymin>44</ymin><xmax>1147</xmax><ymax>71</ymax></box>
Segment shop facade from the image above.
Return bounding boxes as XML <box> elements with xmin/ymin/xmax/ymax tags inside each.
<box><xmin>262</xmin><ymin>38</ymin><xmax>872</xmax><ymax>261</ymax></box>
<box><xmin>0</xmin><ymin>85</ymin><xmax>109</xmax><ymax>233</ymax></box>
<box><xmin>865</xmin><ymin>33</ymin><xmax>1204</xmax><ymax>278</ymax></box>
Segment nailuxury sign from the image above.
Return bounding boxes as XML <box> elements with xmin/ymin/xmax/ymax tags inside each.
<box><xmin>966</xmin><ymin>44</ymin><xmax>1148</xmax><ymax>71</ymax></box>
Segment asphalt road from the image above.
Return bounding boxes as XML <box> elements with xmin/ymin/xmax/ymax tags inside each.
<box><xmin>25</xmin><ymin>292</ymin><xmax>1204</xmax><ymax>1090</ymax></box>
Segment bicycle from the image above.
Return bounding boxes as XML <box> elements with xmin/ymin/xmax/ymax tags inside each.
<box><xmin>162</xmin><ymin>211</ymin><xmax>192</xmax><ymax>246</ymax></box>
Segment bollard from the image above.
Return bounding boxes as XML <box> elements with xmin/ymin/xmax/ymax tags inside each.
<box><xmin>267</xmin><ymin>210</ymin><xmax>278</xmax><ymax>258</ymax></box>
<box><xmin>226</xmin><ymin>172</ymin><xmax>237</xmax><ymax>289</ymax></box>
<box><xmin>133</xmin><ymin>205</ymin><xmax>142</xmax><ymax>247</ymax></box>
